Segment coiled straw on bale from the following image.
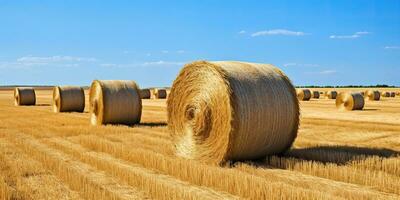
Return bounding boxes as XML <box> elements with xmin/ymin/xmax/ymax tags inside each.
<box><xmin>139</xmin><ymin>89</ymin><xmax>151</xmax><ymax>99</ymax></box>
<box><xmin>312</xmin><ymin>91</ymin><xmax>320</xmax><ymax>99</ymax></box>
<box><xmin>14</xmin><ymin>87</ymin><xmax>36</xmax><ymax>106</ymax></box>
<box><xmin>336</xmin><ymin>92</ymin><xmax>365</xmax><ymax>111</ymax></box>
<box><xmin>167</xmin><ymin>61</ymin><xmax>299</xmax><ymax>164</ymax></box>
<box><xmin>325</xmin><ymin>91</ymin><xmax>337</xmax><ymax>99</ymax></box>
<box><xmin>52</xmin><ymin>86</ymin><xmax>85</xmax><ymax>113</ymax></box>
<box><xmin>296</xmin><ymin>89</ymin><xmax>311</xmax><ymax>101</ymax></box>
<box><xmin>155</xmin><ymin>89</ymin><xmax>167</xmax><ymax>99</ymax></box>
<box><xmin>364</xmin><ymin>90</ymin><xmax>380</xmax><ymax>101</ymax></box>
<box><xmin>89</xmin><ymin>80</ymin><xmax>142</xmax><ymax>126</ymax></box>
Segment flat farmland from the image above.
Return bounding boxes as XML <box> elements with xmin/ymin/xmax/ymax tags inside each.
<box><xmin>0</xmin><ymin>88</ymin><xmax>399</xmax><ymax>199</ymax></box>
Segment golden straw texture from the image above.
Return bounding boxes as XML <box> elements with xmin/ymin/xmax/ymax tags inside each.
<box><xmin>52</xmin><ymin>86</ymin><xmax>85</xmax><ymax>113</ymax></box>
<box><xmin>312</xmin><ymin>91</ymin><xmax>320</xmax><ymax>99</ymax></box>
<box><xmin>325</xmin><ymin>91</ymin><xmax>337</xmax><ymax>99</ymax></box>
<box><xmin>390</xmin><ymin>92</ymin><xmax>395</xmax><ymax>97</ymax></box>
<box><xmin>14</xmin><ymin>87</ymin><xmax>36</xmax><ymax>106</ymax></box>
<box><xmin>167</xmin><ymin>61</ymin><xmax>299</xmax><ymax>164</ymax></box>
<box><xmin>89</xmin><ymin>80</ymin><xmax>142</xmax><ymax>126</ymax></box>
<box><xmin>336</xmin><ymin>92</ymin><xmax>365</xmax><ymax>111</ymax></box>
<box><xmin>155</xmin><ymin>89</ymin><xmax>167</xmax><ymax>99</ymax></box>
<box><xmin>139</xmin><ymin>89</ymin><xmax>151</xmax><ymax>99</ymax></box>
<box><xmin>296</xmin><ymin>89</ymin><xmax>311</xmax><ymax>101</ymax></box>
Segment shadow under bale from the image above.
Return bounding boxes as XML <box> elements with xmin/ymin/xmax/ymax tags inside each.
<box><xmin>280</xmin><ymin>145</ymin><xmax>399</xmax><ymax>165</ymax></box>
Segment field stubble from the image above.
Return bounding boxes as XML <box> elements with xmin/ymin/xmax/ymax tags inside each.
<box><xmin>0</xmin><ymin>88</ymin><xmax>399</xmax><ymax>199</ymax></box>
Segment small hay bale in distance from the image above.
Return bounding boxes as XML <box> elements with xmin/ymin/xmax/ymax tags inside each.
<box><xmin>382</xmin><ymin>91</ymin><xmax>391</xmax><ymax>97</ymax></box>
<box><xmin>89</xmin><ymin>80</ymin><xmax>142</xmax><ymax>126</ymax></box>
<box><xmin>325</xmin><ymin>91</ymin><xmax>337</xmax><ymax>99</ymax></box>
<box><xmin>390</xmin><ymin>92</ymin><xmax>395</xmax><ymax>97</ymax></box>
<box><xmin>139</xmin><ymin>89</ymin><xmax>151</xmax><ymax>99</ymax></box>
<box><xmin>155</xmin><ymin>89</ymin><xmax>167</xmax><ymax>99</ymax></box>
<box><xmin>167</xmin><ymin>61</ymin><xmax>299</xmax><ymax>164</ymax></box>
<box><xmin>14</xmin><ymin>87</ymin><xmax>36</xmax><ymax>106</ymax></box>
<box><xmin>364</xmin><ymin>90</ymin><xmax>380</xmax><ymax>101</ymax></box>
<box><xmin>312</xmin><ymin>91</ymin><xmax>320</xmax><ymax>99</ymax></box>
<box><xmin>336</xmin><ymin>92</ymin><xmax>365</xmax><ymax>111</ymax></box>
<box><xmin>296</xmin><ymin>89</ymin><xmax>312</xmax><ymax>101</ymax></box>
<box><xmin>53</xmin><ymin>86</ymin><xmax>85</xmax><ymax>113</ymax></box>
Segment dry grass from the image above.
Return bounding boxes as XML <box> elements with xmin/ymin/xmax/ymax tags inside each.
<box><xmin>0</xmin><ymin>88</ymin><xmax>399</xmax><ymax>199</ymax></box>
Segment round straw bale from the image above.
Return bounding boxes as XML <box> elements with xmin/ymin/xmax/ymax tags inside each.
<box><xmin>89</xmin><ymin>80</ymin><xmax>142</xmax><ymax>126</ymax></box>
<box><xmin>296</xmin><ymin>89</ymin><xmax>311</xmax><ymax>101</ymax></box>
<box><xmin>155</xmin><ymin>89</ymin><xmax>167</xmax><ymax>99</ymax></box>
<box><xmin>382</xmin><ymin>91</ymin><xmax>391</xmax><ymax>97</ymax></box>
<box><xmin>167</xmin><ymin>61</ymin><xmax>299</xmax><ymax>164</ymax></box>
<box><xmin>139</xmin><ymin>89</ymin><xmax>151</xmax><ymax>99</ymax></box>
<box><xmin>364</xmin><ymin>90</ymin><xmax>380</xmax><ymax>101</ymax></box>
<box><xmin>53</xmin><ymin>86</ymin><xmax>85</xmax><ymax>113</ymax></box>
<box><xmin>14</xmin><ymin>87</ymin><xmax>36</xmax><ymax>106</ymax></box>
<box><xmin>325</xmin><ymin>91</ymin><xmax>337</xmax><ymax>99</ymax></box>
<box><xmin>312</xmin><ymin>91</ymin><xmax>320</xmax><ymax>99</ymax></box>
<box><xmin>336</xmin><ymin>92</ymin><xmax>365</xmax><ymax>111</ymax></box>
<box><xmin>390</xmin><ymin>92</ymin><xmax>395</xmax><ymax>97</ymax></box>
<box><xmin>360</xmin><ymin>91</ymin><xmax>365</xmax><ymax>96</ymax></box>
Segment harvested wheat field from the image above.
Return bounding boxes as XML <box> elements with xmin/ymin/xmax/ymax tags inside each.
<box><xmin>0</xmin><ymin>87</ymin><xmax>400</xmax><ymax>200</ymax></box>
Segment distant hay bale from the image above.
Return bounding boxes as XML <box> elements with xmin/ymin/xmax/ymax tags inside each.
<box><xmin>167</xmin><ymin>61</ymin><xmax>299</xmax><ymax>164</ymax></box>
<box><xmin>89</xmin><ymin>80</ymin><xmax>142</xmax><ymax>126</ymax></box>
<box><xmin>336</xmin><ymin>92</ymin><xmax>365</xmax><ymax>111</ymax></box>
<box><xmin>364</xmin><ymin>90</ymin><xmax>380</xmax><ymax>101</ymax></box>
<box><xmin>382</xmin><ymin>91</ymin><xmax>391</xmax><ymax>97</ymax></box>
<box><xmin>14</xmin><ymin>87</ymin><xmax>36</xmax><ymax>106</ymax></box>
<box><xmin>296</xmin><ymin>89</ymin><xmax>311</xmax><ymax>101</ymax></box>
<box><xmin>139</xmin><ymin>89</ymin><xmax>151</xmax><ymax>99</ymax></box>
<box><xmin>312</xmin><ymin>91</ymin><xmax>320</xmax><ymax>99</ymax></box>
<box><xmin>325</xmin><ymin>91</ymin><xmax>337</xmax><ymax>99</ymax></box>
<box><xmin>390</xmin><ymin>92</ymin><xmax>395</xmax><ymax>97</ymax></box>
<box><xmin>52</xmin><ymin>86</ymin><xmax>85</xmax><ymax>113</ymax></box>
<box><xmin>155</xmin><ymin>89</ymin><xmax>167</xmax><ymax>99</ymax></box>
<box><xmin>360</xmin><ymin>91</ymin><xmax>365</xmax><ymax>96</ymax></box>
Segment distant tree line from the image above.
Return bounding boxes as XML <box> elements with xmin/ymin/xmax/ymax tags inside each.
<box><xmin>295</xmin><ymin>84</ymin><xmax>398</xmax><ymax>88</ymax></box>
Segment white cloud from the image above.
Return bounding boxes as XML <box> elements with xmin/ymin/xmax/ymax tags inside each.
<box><xmin>384</xmin><ymin>46</ymin><xmax>400</xmax><ymax>50</ymax></box>
<box><xmin>329</xmin><ymin>31</ymin><xmax>370</xmax><ymax>39</ymax></box>
<box><xmin>319</xmin><ymin>70</ymin><xmax>336</xmax><ymax>74</ymax></box>
<box><xmin>238</xmin><ymin>30</ymin><xmax>246</xmax><ymax>34</ymax></box>
<box><xmin>142</xmin><ymin>60</ymin><xmax>184</xmax><ymax>66</ymax></box>
<box><xmin>17</xmin><ymin>55</ymin><xmax>97</xmax><ymax>63</ymax></box>
<box><xmin>251</xmin><ymin>29</ymin><xmax>307</xmax><ymax>37</ymax></box>
<box><xmin>284</xmin><ymin>63</ymin><xmax>319</xmax><ymax>67</ymax></box>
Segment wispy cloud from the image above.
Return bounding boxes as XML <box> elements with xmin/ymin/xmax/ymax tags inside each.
<box><xmin>238</xmin><ymin>30</ymin><xmax>246</xmax><ymax>34</ymax></box>
<box><xmin>283</xmin><ymin>63</ymin><xmax>319</xmax><ymax>67</ymax></box>
<box><xmin>99</xmin><ymin>60</ymin><xmax>185</xmax><ymax>68</ymax></box>
<box><xmin>384</xmin><ymin>46</ymin><xmax>400</xmax><ymax>50</ymax></box>
<box><xmin>319</xmin><ymin>70</ymin><xmax>336</xmax><ymax>74</ymax></box>
<box><xmin>251</xmin><ymin>29</ymin><xmax>307</xmax><ymax>37</ymax></box>
<box><xmin>17</xmin><ymin>55</ymin><xmax>97</xmax><ymax>63</ymax></box>
<box><xmin>329</xmin><ymin>31</ymin><xmax>370</xmax><ymax>39</ymax></box>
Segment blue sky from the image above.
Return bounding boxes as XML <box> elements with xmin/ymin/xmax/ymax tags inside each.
<box><xmin>0</xmin><ymin>0</ymin><xmax>399</xmax><ymax>87</ymax></box>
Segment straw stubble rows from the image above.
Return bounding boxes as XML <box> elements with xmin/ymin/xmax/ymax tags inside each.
<box><xmin>0</xmin><ymin>89</ymin><xmax>399</xmax><ymax>199</ymax></box>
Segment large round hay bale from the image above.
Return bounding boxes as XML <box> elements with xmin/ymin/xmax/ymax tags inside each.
<box><xmin>14</xmin><ymin>87</ymin><xmax>36</xmax><ymax>106</ymax></box>
<box><xmin>139</xmin><ymin>89</ymin><xmax>151</xmax><ymax>99</ymax></box>
<box><xmin>364</xmin><ymin>90</ymin><xmax>380</xmax><ymax>101</ymax></box>
<box><xmin>155</xmin><ymin>89</ymin><xmax>167</xmax><ymax>99</ymax></box>
<box><xmin>296</xmin><ymin>89</ymin><xmax>311</xmax><ymax>101</ymax></box>
<box><xmin>325</xmin><ymin>91</ymin><xmax>337</xmax><ymax>99</ymax></box>
<box><xmin>52</xmin><ymin>86</ymin><xmax>85</xmax><ymax>113</ymax></box>
<box><xmin>336</xmin><ymin>92</ymin><xmax>365</xmax><ymax>111</ymax></box>
<box><xmin>167</xmin><ymin>61</ymin><xmax>299</xmax><ymax>164</ymax></box>
<box><xmin>390</xmin><ymin>92</ymin><xmax>395</xmax><ymax>97</ymax></box>
<box><xmin>89</xmin><ymin>80</ymin><xmax>142</xmax><ymax>126</ymax></box>
<box><xmin>312</xmin><ymin>91</ymin><xmax>320</xmax><ymax>99</ymax></box>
